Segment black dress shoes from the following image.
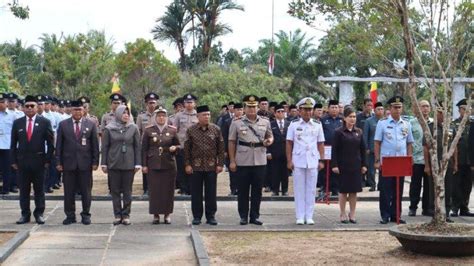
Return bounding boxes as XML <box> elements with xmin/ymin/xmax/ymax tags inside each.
<box><xmin>369</xmin><ymin>186</ymin><xmax>376</xmax><ymax>192</ymax></box>
<box><xmin>52</xmin><ymin>184</ymin><xmax>61</xmax><ymax>190</ymax></box>
<box><xmin>380</xmin><ymin>218</ymin><xmax>389</xmax><ymax>224</ymax></box>
<box><xmin>81</xmin><ymin>217</ymin><xmax>91</xmax><ymax>225</ymax></box>
<box><xmin>271</xmin><ymin>192</ymin><xmax>279</xmax><ymax>196</ymax></box>
<box><xmin>63</xmin><ymin>217</ymin><xmax>77</xmax><ymax>225</ymax></box>
<box><xmin>192</xmin><ymin>218</ymin><xmax>201</xmax><ymax>225</ymax></box>
<box><xmin>390</xmin><ymin>218</ymin><xmax>406</xmax><ymax>224</ymax></box>
<box><xmin>282</xmin><ymin>192</ymin><xmax>288</xmax><ymax>196</ymax></box>
<box><xmin>408</xmin><ymin>209</ymin><xmax>416</xmax><ymax>216</ymax></box>
<box><xmin>459</xmin><ymin>211</ymin><xmax>474</xmax><ymax>217</ymax></box>
<box><xmin>240</xmin><ymin>218</ymin><xmax>248</xmax><ymax>225</ymax></box>
<box><xmin>422</xmin><ymin>210</ymin><xmax>434</xmax><ymax>216</ymax></box>
<box><xmin>446</xmin><ymin>217</ymin><xmax>455</xmax><ymax>223</ymax></box>
<box><xmin>10</xmin><ymin>187</ymin><xmax>19</xmax><ymax>193</ymax></box>
<box><xmin>249</xmin><ymin>219</ymin><xmax>263</xmax><ymax>225</ymax></box>
<box><xmin>206</xmin><ymin>218</ymin><xmax>218</xmax><ymax>226</ymax></box>
<box><xmin>16</xmin><ymin>216</ymin><xmax>30</xmax><ymax>224</ymax></box>
<box><xmin>45</xmin><ymin>187</ymin><xmax>54</xmax><ymax>193</ymax></box>
<box><xmin>35</xmin><ymin>215</ymin><xmax>45</xmax><ymax>224</ymax></box>
<box><xmin>0</xmin><ymin>191</ymin><xmax>9</xmax><ymax>195</ymax></box>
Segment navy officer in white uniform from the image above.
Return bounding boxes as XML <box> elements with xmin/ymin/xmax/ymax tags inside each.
<box><xmin>286</xmin><ymin>97</ymin><xmax>325</xmax><ymax>225</ymax></box>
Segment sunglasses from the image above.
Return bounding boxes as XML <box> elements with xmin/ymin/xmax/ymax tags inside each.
<box><xmin>24</xmin><ymin>104</ymin><xmax>36</xmax><ymax>109</ymax></box>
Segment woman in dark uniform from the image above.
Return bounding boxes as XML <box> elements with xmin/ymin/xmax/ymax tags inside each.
<box><xmin>142</xmin><ymin>106</ymin><xmax>180</xmax><ymax>224</ymax></box>
<box><xmin>331</xmin><ymin>106</ymin><xmax>367</xmax><ymax>224</ymax></box>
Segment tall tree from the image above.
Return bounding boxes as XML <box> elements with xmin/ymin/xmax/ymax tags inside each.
<box><xmin>184</xmin><ymin>0</ymin><xmax>244</xmax><ymax>63</ymax></box>
<box><xmin>152</xmin><ymin>0</ymin><xmax>191</xmax><ymax>70</ymax></box>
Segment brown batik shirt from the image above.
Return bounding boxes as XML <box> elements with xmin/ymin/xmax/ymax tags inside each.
<box><xmin>184</xmin><ymin>123</ymin><xmax>225</xmax><ymax>172</ymax></box>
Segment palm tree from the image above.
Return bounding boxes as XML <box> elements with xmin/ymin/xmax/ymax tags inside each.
<box><xmin>152</xmin><ymin>0</ymin><xmax>191</xmax><ymax>70</ymax></box>
<box><xmin>185</xmin><ymin>0</ymin><xmax>244</xmax><ymax>63</ymax></box>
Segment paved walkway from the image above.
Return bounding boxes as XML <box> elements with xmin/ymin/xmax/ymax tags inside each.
<box><xmin>1</xmin><ymin>199</ymin><xmax>473</xmax><ymax>265</ymax></box>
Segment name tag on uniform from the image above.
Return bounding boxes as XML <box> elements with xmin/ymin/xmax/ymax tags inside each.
<box><xmin>81</xmin><ymin>137</ymin><xmax>87</xmax><ymax>146</ymax></box>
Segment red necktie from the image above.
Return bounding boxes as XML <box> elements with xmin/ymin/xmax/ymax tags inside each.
<box><xmin>27</xmin><ymin>118</ymin><xmax>33</xmax><ymax>142</ymax></box>
<box><xmin>75</xmin><ymin>121</ymin><xmax>80</xmax><ymax>139</ymax></box>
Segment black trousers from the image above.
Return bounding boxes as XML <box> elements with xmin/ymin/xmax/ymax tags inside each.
<box><xmin>225</xmin><ymin>158</ymin><xmax>238</xmax><ymax>193</ymax></box>
<box><xmin>444</xmin><ymin>168</ymin><xmax>454</xmax><ymax>213</ymax></box>
<box><xmin>142</xmin><ymin>173</ymin><xmax>148</xmax><ymax>192</ymax></box>
<box><xmin>237</xmin><ymin>166</ymin><xmax>265</xmax><ymax>220</ymax></box>
<box><xmin>0</xmin><ymin>149</ymin><xmax>12</xmax><ymax>193</ymax></box>
<box><xmin>176</xmin><ymin>151</ymin><xmax>190</xmax><ymax>193</ymax></box>
<box><xmin>452</xmin><ymin>165</ymin><xmax>472</xmax><ymax>213</ymax></box>
<box><xmin>409</xmin><ymin>164</ymin><xmax>433</xmax><ymax>212</ymax></box>
<box><xmin>18</xmin><ymin>165</ymin><xmax>45</xmax><ymax>218</ymax></box>
<box><xmin>271</xmin><ymin>156</ymin><xmax>288</xmax><ymax>193</ymax></box>
<box><xmin>264</xmin><ymin>162</ymin><xmax>272</xmax><ymax>189</ymax></box>
<box><xmin>63</xmin><ymin>170</ymin><xmax>92</xmax><ymax>219</ymax></box>
<box><xmin>379</xmin><ymin>175</ymin><xmax>405</xmax><ymax>220</ymax></box>
<box><xmin>318</xmin><ymin>166</ymin><xmax>339</xmax><ymax>194</ymax></box>
<box><xmin>190</xmin><ymin>171</ymin><xmax>217</xmax><ymax>220</ymax></box>
<box><xmin>109</xmin><ymin>170</ymin><xmax>134</xmax><ymax>218</ymax></box>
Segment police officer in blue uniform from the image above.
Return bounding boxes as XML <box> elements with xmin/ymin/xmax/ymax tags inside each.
<box><xmin>0</xmin><ymin>93</ymin><xmax>18</xmax><ymax>194</ymax></box>
<box><xmin>374</xmin><ymin>96</ymin><xmax>414</xmax><ymax>224</ymax></box>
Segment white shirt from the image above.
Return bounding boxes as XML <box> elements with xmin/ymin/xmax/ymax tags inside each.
<box><xmin>286</xmin><ymin>118</ymin><xmax>325</xmax><ymax>168</ymax></box>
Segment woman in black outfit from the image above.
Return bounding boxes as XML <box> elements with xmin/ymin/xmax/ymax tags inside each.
<box><xmin>331</xmin><ymin>106</ymin><xmax>367</xmax><ymax>224</ymax></box>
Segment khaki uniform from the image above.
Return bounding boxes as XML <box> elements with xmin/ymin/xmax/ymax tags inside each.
<box><xmin>85</xmin><ymin>114</ymin><xmax>99</xmax><ymax>129</ymax></box>
<box><xmin>173</xmin><ymin>110</ymin><xmax>198</xmax><ymax>148</ymax></box>
<box><xmin>100</xmin><ymin>111</ymin><xmax>115</xmax><ymax>134</ymax></box>
<box><xmin>228</xmin><ymin>115</ymin><xmax>273</xmax><ymax>166</ymax></box>
<box><xmin>173</xmin><ymin>109</ymin><xmax>198</xmax><ymax>195</ymax></box>
<box><xmin>136</xmin><ymin>111</ymin><xmax>153</xmax><ymax>135</ymax></box>
<box><xmin>229</xmin><ymin>115</ymin><xmax>273</xmax><ymax>222</ymax></box>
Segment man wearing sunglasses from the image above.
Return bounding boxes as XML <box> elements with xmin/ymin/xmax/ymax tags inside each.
<box><xmin>11</xmin><ymin>95</ymin><xmax>54</xmax><ymax>224</ymax></box>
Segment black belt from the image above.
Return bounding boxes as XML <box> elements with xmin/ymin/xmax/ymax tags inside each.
<box><xmin>238</xmin><ymin>141</ymin><xmax>263</xmax><ymax>148</ymax></box>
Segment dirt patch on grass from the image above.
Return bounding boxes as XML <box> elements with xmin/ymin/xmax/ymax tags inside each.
<box><xmin>201</xmin><ymin>231</ymin><xmax>474</xmax><ymax>265</ymax></box>
<box><xmin>0</xmin><ymin>232</ymin><xmax>16</xmax><ymax>246</ymax></box>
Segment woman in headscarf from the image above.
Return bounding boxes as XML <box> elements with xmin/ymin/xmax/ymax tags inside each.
<box><xmin>101</xmin><ymin>105</ymin><xmax>141</xmax><ymax>225</ymax></box>
<box><xmin>141</xmin><ymin>106</ymin><xmax>180</xmax><ymax>224</ymax></box>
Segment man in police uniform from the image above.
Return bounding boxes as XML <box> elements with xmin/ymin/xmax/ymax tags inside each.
<box><xmin>228</xmin><ymin>95</ymin><xmax>273</xmax><ymax>225</ymax></box>
<box><xmin>78</xmin><ymin>96</ymin><xmax>99</xmax><ymax>128</ymax></box>
<box><xmin>169</xmin><ymin>97</ymin><xmax>184</xmax><ymax>125</ymax></box>
<box><xmin>374</xmin><ymin>96</ymin><xmax>414</xmax><ymax>224</ymax></box>
<box><xmin>6</xmin><ymin>93</ymin><xmax>24</xmax><ymax>118</ymax></box>
<box><xmin>136</xmin><ymin>92</ymin><xmax>159</xmax><ymax>195</ymax></box>
<box><xmin>173</xmin><ymin>93</ymin><xmax>198</xmax><ymax>195</ymax></box>
<box><xmin>286</xmin><ymin>97</ymin><xmax>325</xmax><ymax>225</ymax></box>
<box><xmin>100</xmin><ymin>93</ymin><xmax>126</xmax><ymax>135</ymax></box>
<box><xmin>451</xmin><ymin>99</ymin><xmax>474</xmax><ymax>217</ymax></box>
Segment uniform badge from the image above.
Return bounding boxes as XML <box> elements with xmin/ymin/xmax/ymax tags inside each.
<box><xmin>401</xmin><ymin>127</ymin><xmax>408</xmax><ymax>136</ymax></box>
<box><xmin>151</xmin><ymin>132</ymin><xmax>157</xmax><ymax>136</ymax></box>
<box><xmin>86</xmin><ymin>128</ymin><xmax>89</xmax><ymax>131</ymax></box>
<box><xmin>35</xmin><ymin>123</ymin><xmax>39</xmax><ymax>126</ymax></box>
<box><xmin>165</xmin><ymin>132</ymin><xmax>170</xmax><ymax>136</ymax></box>
<box><xmin>153</xmin><ymin>137</ymin><xmax>157</xmax><ymax>142</ymax></box>
<box><xmin>242</xmin><ymin>130</ymin><xmax>247</xmax><ymax>135</ymax></box>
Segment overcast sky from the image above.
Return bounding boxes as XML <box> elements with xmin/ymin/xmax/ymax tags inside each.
<box><xmin>0</xmin><ymin>0</ymin><xmax>329</xmax><ymax>62</ymax></box>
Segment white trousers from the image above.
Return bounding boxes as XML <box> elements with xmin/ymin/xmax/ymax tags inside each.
<box><xmin>293</xmin><ymin>167</ymin><xmax>318</xmax><ymax>220</ymax></box>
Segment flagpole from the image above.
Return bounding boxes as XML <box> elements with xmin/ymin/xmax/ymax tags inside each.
<box><xmin>270</xmin><ymin>0</ymin><xmax>274</xmax><ymax>75</ymax></box>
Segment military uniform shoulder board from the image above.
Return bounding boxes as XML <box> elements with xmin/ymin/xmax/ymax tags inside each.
<box><xmin>380</xmin><ymin>117</ymin><xmax>388</xmax><ymax>121</ymax></box>
<box><xmin>145</xmin><ymin>124</ymin><xmax>155</xmax><ymax>129</ymax></box>
<box><xmin>311</xmin><ymin>118</ymin><xmax>321</xmax><ymax>124</ymax></box>
<box><xmin>168</xmin><ymin>125</ymin><xmax>177</xmax><ymax>129</ymax></box>
<box><xmin>233</xmin><ymin>116</ymin><xmax>242</xmax><ymax>121</ymax></box>
<box><xmin>260</xmin><ymin>116</ymin><xmax>269</xmax><ymax>120</ymax></box>
<box><xmin>290</xmin><ymin>118</ymin><xmax>300</xmax><ymax>123</ymax></box>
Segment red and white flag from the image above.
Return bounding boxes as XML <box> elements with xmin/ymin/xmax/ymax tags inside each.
<box><xmin>267</xmin><ymin>49</ymin><xmax>274</xmax><ymax>75</ymax></box>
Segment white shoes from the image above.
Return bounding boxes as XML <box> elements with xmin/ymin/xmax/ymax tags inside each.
<box><xmin>306</xmin><ymin>219</ymin><xmax>315</xmax><ymax>225</ymax></box>
<box><xmin>296</xmin><ymin>219</ymin><xmax>305</xmax><ymax>225</ymax></box>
